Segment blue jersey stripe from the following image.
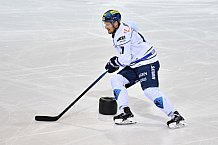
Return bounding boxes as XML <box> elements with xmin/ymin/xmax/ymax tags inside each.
<box><xmin>130</xmin><ymin>49</ymin><xmax>156</xmax><ymax>65</ymax></box>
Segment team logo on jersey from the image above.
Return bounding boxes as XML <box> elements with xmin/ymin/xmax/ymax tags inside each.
<box><xmin>124</xmin><ymin>28</ymin><xmax>130</xmax><ymax>33</ymax></box>
<box><xmin>117</xmin><ymin>36</ymin><xmax>126</xmax><ymax>42</ymax></box>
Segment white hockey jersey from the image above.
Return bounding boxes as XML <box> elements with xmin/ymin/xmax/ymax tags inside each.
<box><xmin>113</xmin><ymin>22</ymin><xmax>158</xmax><ymax>68</ymax></box>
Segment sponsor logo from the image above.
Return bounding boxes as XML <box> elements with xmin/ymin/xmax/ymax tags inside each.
<box><xmin>140</xmin><ymin>78</ymin><xmax>147</xmax><ymax>83</ymax></box>
<box><xmin>139</xmin><ymin>72</ymin><xmax>147</xmax><ymax>83</ymax></box>
<box><xmin>151</xmin><ymin>65</ymin><xmax>155</xmax><ymax>80</ymax></box>
<box><xmin>139</xmin><ymin>72</ymin><xmax>147</xmax><ymax>78</ymax></box>
<box><xmin>117</xmin><ymin>36</ymin><xmax>126</xmax><ymax>42</ymax></box>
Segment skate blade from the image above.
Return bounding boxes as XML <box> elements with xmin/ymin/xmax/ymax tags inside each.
<box><xmin>168</xmin><ymin>120</ymin><xmax>187</xmax><ymax>129</ymax></box>
<box><xmin>114</xmin><ymin>118</ymin><xmax>137</xmax><ymax>125</ymax></box>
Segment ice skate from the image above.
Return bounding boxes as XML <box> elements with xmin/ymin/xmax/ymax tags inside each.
<box><xmin>167</xmin><ymin>111</ymin><xmax>187</xmax><ymax>129</ymax></box>
<box><xmin>113</xmin><ymin>107</ymin><xmax>136</xmax><ymax>125</ymax></box>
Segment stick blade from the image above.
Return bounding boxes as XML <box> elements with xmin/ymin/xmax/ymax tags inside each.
<box><xmin>35</xmin><ymin>115</ymin><xmax>59</xmax><ymax>122</ymax></box>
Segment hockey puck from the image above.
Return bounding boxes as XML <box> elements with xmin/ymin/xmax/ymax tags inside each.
<box><xmin>99</xmin><ymin>97</ymin><xmax>117</xmax><ymax>115</ymax></box>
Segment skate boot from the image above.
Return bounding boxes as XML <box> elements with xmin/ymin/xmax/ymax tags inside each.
<box><xmin>167</xmin><ymin>111</ymin><xmax>187</xmax><ymax>129</ymax></box>
<box><xmin>113</xmin><ymin>107</ymin><xmax>136</xmax><ymax>125</ymax></box>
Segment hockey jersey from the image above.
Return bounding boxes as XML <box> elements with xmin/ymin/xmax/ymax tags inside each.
<box><xmin>113</xmin><ymin>22</ymin><xmax>158</xmax><ymax>68</ymax></box>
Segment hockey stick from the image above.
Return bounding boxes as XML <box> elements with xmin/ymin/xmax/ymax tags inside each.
<box><xmin>35</xmin><ymin>71</ymin><xmax>108</xmax><ymax>122</ymax></box>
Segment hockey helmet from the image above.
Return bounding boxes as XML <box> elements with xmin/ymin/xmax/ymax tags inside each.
<box><xmin>102</xmin><ymin>10</ymin><xmax>121</xmax><ymax>24</ymax></box>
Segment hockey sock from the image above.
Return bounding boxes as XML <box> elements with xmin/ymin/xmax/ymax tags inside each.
<box><xmin>144</xmin><ymin>87</ymin><xmax>175</xmax><ymax>117</ymax></box>
<box><xmin>111</xmin><ymin>74</ymin><xmax>130</xmax><ymax>113</ymax></box>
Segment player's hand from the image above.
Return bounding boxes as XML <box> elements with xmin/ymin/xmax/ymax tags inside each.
<box><xmin>105</xmin><ymin>56</ymin><xmax>120</xmax><ymax>73</ymax></box>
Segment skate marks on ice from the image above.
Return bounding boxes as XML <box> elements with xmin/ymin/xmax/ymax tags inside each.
<box><xmin>1</xmin><ymin>0</ymin><xmax>218</xmax><ymax>145</ymax></box>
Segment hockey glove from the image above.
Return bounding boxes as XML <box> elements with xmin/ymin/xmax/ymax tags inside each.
<box><xmin>105</xmin><ymin>56</ymin><xmax>120</xmax><ymax>73</ymax></box>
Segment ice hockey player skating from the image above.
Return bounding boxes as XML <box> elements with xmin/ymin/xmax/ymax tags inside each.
<box><xmin>102</xmin><ymin>10</ymin><xmax>186</xmax><ymax>128</ymax></box>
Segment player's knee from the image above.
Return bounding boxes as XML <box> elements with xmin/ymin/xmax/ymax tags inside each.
<box><xmin>144</xmin><ymin>87</ymin><xmax>164</xmax><ymax>109</ymax></box>
<box><xmin>154</xmin><ymin>97</ymin><xmax>164</xmax><ymax>109</ymax></box>
<box><xmin>111</xmin><ymin>74</ymin><xmax>125</xmax><ymax>88</ymax></box>
<box><xmin>113</xmin><ymin>89</ymin><xmax>121</xmax><ymax>100</ymax></box>
<box><xmin>144</xmin><ymin>87</ymin><xmax>159</xmax><ymax>98</ymax></box>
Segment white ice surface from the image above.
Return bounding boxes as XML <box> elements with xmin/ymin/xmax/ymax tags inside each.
<box><xmin>0</xmin><ymin>0</ymin><xmax>218</xmax><ymax>145</ymax></box>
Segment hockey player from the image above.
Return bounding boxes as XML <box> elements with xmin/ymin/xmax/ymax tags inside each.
<box><xmin>102</xmin><ymin>10</ymin><xmax>186</xmax><ymax>128</ymax></box>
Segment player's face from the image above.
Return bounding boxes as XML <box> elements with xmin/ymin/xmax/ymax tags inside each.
<box><xmin>104</xmin><ymin>22</ymin><xmax>115</xmax><ymax>34</ymax></box>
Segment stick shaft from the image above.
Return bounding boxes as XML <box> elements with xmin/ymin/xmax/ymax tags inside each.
<box><xmin>58</xmin><ymin>71</ymin><xmax>108</xmax><ymax>119</ymax></box>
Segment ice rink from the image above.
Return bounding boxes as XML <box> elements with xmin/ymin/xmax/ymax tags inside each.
<box><xmin>0</xmin><ymin>0</ymin><xmax>218</xmax><ymax>145</ymax></box>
